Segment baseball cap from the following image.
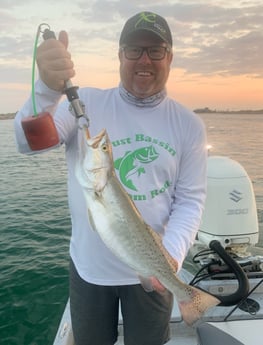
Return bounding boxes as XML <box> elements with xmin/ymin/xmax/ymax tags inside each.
<box><xmin>119</xmin><ymin>11</ymin><xmax>173</xmax><ymax>47</ymax></box>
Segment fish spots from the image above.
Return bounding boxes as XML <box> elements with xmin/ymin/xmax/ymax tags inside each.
<box><xmin>178</xmin><ymin>286</ymin><xmax>219</xmax><ymax>325</ymax></box>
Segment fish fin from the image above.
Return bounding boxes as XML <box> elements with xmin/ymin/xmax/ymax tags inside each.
<box><xmin>138</xmin><ymin>275</ymin><xmax>167</xmax><ymax>295</ymax></box>
<box><xmin>88</xmin><ymin>208</ymin><xmax>97</xmax><ymax>232</ymax></box>
<box><xmin>178</xmin><ymin>285</ymin><xmax>220</xmax><ymax>325</ymax></box>
<box><xmin>148</xmin><ymin>227</ymin><xmax>163</xmax><ymax>246</ymax></box>
<box><xmin>138</xmin><ymin>275</ymin><xmax>154</xmax><ymax>292</ymax></box>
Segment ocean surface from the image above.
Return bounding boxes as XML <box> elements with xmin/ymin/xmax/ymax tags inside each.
<box><xmin>0</xmin><ymin>114</ymin><xmax>262</xmax><ymax>345</ymax></box>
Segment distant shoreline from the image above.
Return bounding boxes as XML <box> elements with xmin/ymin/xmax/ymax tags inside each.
<box><xmin>0</xmin><ymin>113</ymin><xmax>17</xmax><ymax>120</ymax></box>
<box><xmin>1</xmin><ymin>108</ymin><xmax>263</xmax><ymax>120</ymax></box>
<box><xmin>194</xmin><ymin>107</ymin><xmax>263</xmax><ymax>114</ymax></box>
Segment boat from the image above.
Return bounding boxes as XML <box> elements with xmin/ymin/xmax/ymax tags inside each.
<box><xmin>53</xmin><ymin>156</ymin><xmax>263</xmax><ymax>345</ymax></box>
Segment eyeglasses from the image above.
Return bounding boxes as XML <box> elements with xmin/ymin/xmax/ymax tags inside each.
<box><xmin>120</xmin><ymin>45</ymin><xmax>171</xmax><ymax>61</ymax></box>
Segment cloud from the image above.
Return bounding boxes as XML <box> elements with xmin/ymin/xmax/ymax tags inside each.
<box><xmin>1</xmin><ymin>1</ymin><xmax>263</xmax><ymax>79</ymax></box>
<box><xmin>0</xmin><ymin>65</ymin><xmax>31</xmax><ymax>84</ymax></box>
<box><xmin>164</xmin><ymin>2</ymin><xmax>263</xmax><ymax>77</ymax></box>
<box><xmin>0</xmin><ymin>35</ymin><xmax>33</xmax><ymax>60</ymax></box>
<box><xmin>174</xmin><ymin>29</ymin><xmax>263</xmax><ymax>77</ymax></box>
<box><xmin>1</xmin><ymin>1</ymin><xmax>262</xmax><ymax>112</ymax></box>
<box><xmin>71</xmin><ymin>1</ymin><xmax>263</xmax><ymax>77</ymax></box>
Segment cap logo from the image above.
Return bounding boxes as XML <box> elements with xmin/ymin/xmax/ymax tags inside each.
<box><xmin>135</xmin><ymin>12</ymin><xmax>156</xmax><ymax>28</ymax></box>
<box><xmin>154</xmin><ymin>23</ymin><xmax>166</xmax><ymax>34</ymax></box>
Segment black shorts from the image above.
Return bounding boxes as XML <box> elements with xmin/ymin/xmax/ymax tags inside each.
<box><xmin>70</xmin><ymin>259</ymin><xmax>173</xmax><ymax>345</ymax></box>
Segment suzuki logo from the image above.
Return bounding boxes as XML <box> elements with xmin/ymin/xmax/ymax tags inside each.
<box><xmin>229</xmin><ymin>189</ymin><xmax>242</xmax><ymax>202</ymax></box>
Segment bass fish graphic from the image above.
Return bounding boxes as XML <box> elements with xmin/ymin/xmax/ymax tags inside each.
<box><xmin>114</xmin><ymin>146</ymin><xmax>159</xmax><ymax>191</ymax></box>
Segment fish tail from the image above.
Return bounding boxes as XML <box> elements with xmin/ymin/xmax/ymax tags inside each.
<box><xmin>178</xmin><ymin>286</ymin><xmax>220</xmax><ymax>325</ymax></box>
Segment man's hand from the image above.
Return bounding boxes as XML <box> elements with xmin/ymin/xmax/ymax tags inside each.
<box><xmin>36</xmin><ymin>31</ymin><xmax>75</xmax><ymax>92</ymax></box>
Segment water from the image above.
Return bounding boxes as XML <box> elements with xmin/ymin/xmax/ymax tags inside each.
<box><xmin>0</xmin><ymin>120</ymin><xmax>70</xmax><ymax>345</ymax></box>
<box><xmin>0</xmin><ymin>114</ymin><xmax>262</xmax><ymax>345</ymax></box>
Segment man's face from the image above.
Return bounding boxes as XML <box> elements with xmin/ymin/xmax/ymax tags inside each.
<box><xmin>119</xmin><ymin>32</ymin><xmax>173</xmax><ymax>99</ymax></box>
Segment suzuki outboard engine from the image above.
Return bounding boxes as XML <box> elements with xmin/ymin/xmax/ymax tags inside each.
<box><xmin>193</xmin><ymin>156</ymin><xmax>263</xmax><ymax>306</ymax></box>
<box><xmin>199</xmin><ymin>156</ymin><xmax>259</xmax><ymax>250</ymax></box>
<box><xmin>192</xmin><ymin>156</ymin><xmax>263</xmax><ymax>344</ymax></box>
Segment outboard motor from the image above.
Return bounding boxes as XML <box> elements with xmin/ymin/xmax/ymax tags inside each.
<box><xmin>199</xmin><ymin>156</ymin><xmax>259</xmax><ymax>250</ymax></box>
<box><xmin>192</xmin><ymin>156</ymin><xmax>262</xmax><ymax>306</ymax></box>
<box><xmin>193</xmin><ymin>157</ymin><xmax>263</xmax><ymax>345</ymax></box>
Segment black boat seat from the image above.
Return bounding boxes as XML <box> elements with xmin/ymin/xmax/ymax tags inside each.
<box><xmin>196</xmin><ymin>323</ymin><xmax>244</xmax><ymax>345</ymax></box>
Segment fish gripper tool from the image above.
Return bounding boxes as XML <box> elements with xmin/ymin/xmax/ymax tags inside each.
<box><xmin>42</xmin><ymin>27</ymin><xmax>90</xmax><ymax>127</ymax></box>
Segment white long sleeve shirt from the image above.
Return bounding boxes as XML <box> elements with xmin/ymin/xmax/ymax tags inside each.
<box><xmin>14</xmin><ymin>80</ymin><xmax>207</xmax><ymax>285</ymax></box>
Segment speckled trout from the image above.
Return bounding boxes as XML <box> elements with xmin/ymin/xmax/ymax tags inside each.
<box><xmin>76</xmin><ymin>127</ymin><xmax>220</xmax><ymax>325</ymax></box>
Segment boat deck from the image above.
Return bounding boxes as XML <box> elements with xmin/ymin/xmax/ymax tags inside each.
<box><xmin>54</xmin><ymin>287</ymin><xmax>263</xmax><ymax>345</ymax></box>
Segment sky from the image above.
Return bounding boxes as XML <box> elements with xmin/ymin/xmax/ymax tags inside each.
<box><xmin>1</xmin><ymin>0</ymin><xmax>263</xmax><ymax>113</ymax></box>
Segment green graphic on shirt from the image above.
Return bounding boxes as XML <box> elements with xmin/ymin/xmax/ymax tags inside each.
<box><xmin>114</xmin><ymin>146</ymin><xmax>159</xmax><ymax>191</ymax></box>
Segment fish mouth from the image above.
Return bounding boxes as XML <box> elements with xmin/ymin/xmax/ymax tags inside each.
<box><xmin>83</xmin><ymin>125</ymin><xmax>91</xmax><ymax>139</ymax></box>
<box><xmin>90</xmin><ymin>167</ymin><xmax>108</xmax><ymax>173</ymax></box>
<box><xmin>87</xmin><ymin>128</ymin><xmax>107</xmax><ymax>149</ymax></box>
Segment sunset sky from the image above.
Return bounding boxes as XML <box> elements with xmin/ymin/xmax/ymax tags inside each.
<box><xmin>1</xmin><ymin>0</ymin><xmax>263</xmax><ymax>113</ymax></box>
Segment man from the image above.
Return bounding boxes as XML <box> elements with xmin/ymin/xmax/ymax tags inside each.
<box><xmin>15</xmin><ymin>11</ymin><xmax>207</xmax><ymax>345</ymax></box>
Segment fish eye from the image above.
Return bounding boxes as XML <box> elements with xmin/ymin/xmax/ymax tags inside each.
<box><xmin>101</xmin><ymin>143</ymin><xmax>108</xmax><ymax>152</ymax></box>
